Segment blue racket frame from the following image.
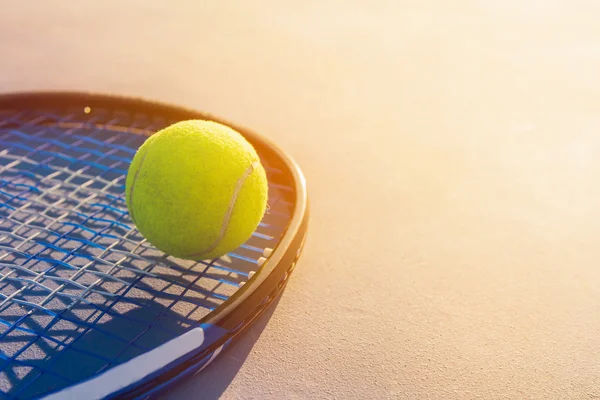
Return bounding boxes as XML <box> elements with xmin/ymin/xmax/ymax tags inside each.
<box><xmin>0</xmin><ymin>92</ymin><xmax>308</xmax><ymax>399</ymax></box>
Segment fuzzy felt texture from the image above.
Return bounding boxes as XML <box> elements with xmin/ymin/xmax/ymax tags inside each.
<box><xmin>126</xmin><ymin>120</ymin><xmax>268</xmax><ymax>260</ymax></box>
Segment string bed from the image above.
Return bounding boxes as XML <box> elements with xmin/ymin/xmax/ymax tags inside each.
<box><xmin>0</xmin><ymin>107</ymin><xmax>292</xmax><ymax>399</ymax></box>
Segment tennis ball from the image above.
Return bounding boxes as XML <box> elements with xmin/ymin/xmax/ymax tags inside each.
<box><xmin>125</xmin><ymin>120</ymin><xmax>268</xmax><ymax>261</ymax></box>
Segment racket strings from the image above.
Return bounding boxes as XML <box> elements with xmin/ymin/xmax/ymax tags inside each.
<box><xmin>2</xmin><ymin>120</ymin><xmax>200</xmax><ymax>304</ymax></box>
<box><xmin>0</xmin><ymin>106</ymin><xmax>291</xmax><ymax>399</ymax></box>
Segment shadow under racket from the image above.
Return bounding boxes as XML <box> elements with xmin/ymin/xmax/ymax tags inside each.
<box><xmin>0</xmin><ymin>276</ymin><xmax>279</xmax><ymax>400</ymax></box>
<box><xmin>0</xmin><ymin>270</ymin><xmax>271</xmax><ymax>399</ymax></box>
<box><xmin>0</xmin><ymin>221</ymin><xmax>268</xmax><ymax>399</ymax></box>
<box><xmin>156</xmin><ymin>295</ymin><xmax>281</xmax><ymax>400</ymax></box>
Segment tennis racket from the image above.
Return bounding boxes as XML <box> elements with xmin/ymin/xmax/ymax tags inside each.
<box><xmin>0</xmin><ymin>92</ymin><xmax>308</xmax><ymax>399</ymax></box>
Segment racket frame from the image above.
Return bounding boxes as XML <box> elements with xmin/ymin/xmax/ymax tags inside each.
<box><xmin>0</xmin><ymin>92</ymin><xmax>309</xmax><ymax>399</ymax></box>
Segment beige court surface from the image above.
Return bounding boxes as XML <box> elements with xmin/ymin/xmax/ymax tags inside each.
<box><xmin>2</xmin><ymin>1</ymin><xmax>600</xmax><ymax>399</ymax></box>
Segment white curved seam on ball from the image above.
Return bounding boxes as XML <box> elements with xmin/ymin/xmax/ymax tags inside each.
<box><xmin>128</xmin><ymin>147</ymin><xmax>151</xmax><ymax>225</ymax></box>
<box><xmin>187</xmin><ymin>161</ymin><xmax>258</xmax><ymax>259</ymax></box>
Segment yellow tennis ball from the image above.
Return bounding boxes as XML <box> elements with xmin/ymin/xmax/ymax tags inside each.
<box><xmin>125</xmin><ymin>119</ymin><xmax>268</xmax><ymax>260</ymax></box>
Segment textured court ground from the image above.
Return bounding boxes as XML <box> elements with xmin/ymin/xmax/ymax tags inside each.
<box><xmin>2</xmin><ymin>2</ymin><xmax>600</xmax><ymax>399</ymax></box>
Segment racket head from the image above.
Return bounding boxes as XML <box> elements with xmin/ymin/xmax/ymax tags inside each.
<box><xmin>0</xmin><ymin>92</ymin><xmax>308</xmax><ymax>399</ymax></box>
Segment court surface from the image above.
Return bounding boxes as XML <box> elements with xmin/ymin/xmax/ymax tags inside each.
<box><xmin>2</xmin><ymin>2</ymin><xmax>600</xmax><ymax>399</ymax></box>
